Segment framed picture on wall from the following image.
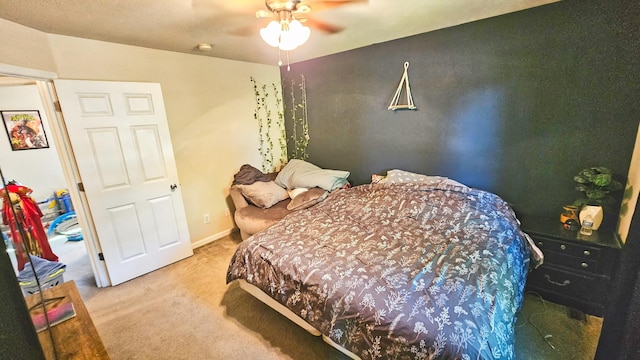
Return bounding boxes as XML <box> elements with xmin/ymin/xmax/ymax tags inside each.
<box><xmin>1</xmin><ymin>110</ymin><xmax>49</xmax><ymax>151</ymax></box>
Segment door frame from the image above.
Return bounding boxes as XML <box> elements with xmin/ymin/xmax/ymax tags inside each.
<box><xmin>0</xmin><ymin>63</ymin><xmax>110</xmax><ymax>287</ymax></box>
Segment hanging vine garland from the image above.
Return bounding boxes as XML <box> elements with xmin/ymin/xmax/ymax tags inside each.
<box><xmin>251</xmin><ymin>74</ymin><xmax>308</xmax><ymax>170</ymax></box>
<box><xmin>287</xmin><ymin>74</ymin><xmax>309</xmax><ymax>161</ymax></box>
<box><xmin>251</xmin><ymin>77</ymin><xmax>287</xmax><ymax>172</ymax></box>
<box><xmin>272</xmin><ymin>83</ymin><xmax>288</xmax><ymax>168</ymax></box>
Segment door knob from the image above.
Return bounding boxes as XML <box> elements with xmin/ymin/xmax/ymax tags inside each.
<box><xmin>170</xmin><ymin>183</ymin><xmax>177</xmax><ymax>190</ymax></box>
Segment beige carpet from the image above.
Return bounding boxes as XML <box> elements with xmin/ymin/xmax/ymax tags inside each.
<box><xmin>54</xmin><ymin>231</ymin><xmax>602</xmax><ymax>360</ymax></box>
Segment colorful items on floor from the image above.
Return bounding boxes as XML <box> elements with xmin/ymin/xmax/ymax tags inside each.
<box><xmin>1</xmin><ymin>183</ymin><xmax>59</xmax><ymax>271</ymax></box>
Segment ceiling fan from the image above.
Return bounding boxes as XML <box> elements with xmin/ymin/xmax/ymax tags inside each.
<box><xmin>250</xmin><ymin>0</ymin><xmax>367</xmax><ymax>68</ymax></box>
<box><xmin>256</xmin><ymin>0</ymin><xmax>313</xmax><ymax>19</ymax></box>
<box><xmin>255</xmin><ymin>0</ymin><xmax>366</xmax><ymax>37</ymax></box>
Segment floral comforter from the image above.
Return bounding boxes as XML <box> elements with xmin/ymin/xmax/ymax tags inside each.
<box><xmin>226</xmin><ymin>182</ymin><xmax>530</xmax><ymax>359</ymax></box>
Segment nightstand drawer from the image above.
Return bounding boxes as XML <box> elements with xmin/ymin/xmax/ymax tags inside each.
<box><xmin>533</xmin><ymin>236</ymin><xmax>601</xmax><ymax>260</ymax></box>
<box><xmin>520</xmin><ymin>216</ymin><xmax>622</xmax><ymax>317</ymax></box>
<box><xmin>527</xmin><ymin>265</ymin><xmax>607</xmax><ymax>305</ymax></box>
<box><xmin>543</xmin><ymin>251</ymin><xmax>600</xmax><ymax>274</ymax></box>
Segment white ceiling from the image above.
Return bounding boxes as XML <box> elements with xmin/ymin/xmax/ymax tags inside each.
<box><xmin>0</xmin><ymin>0</ymin><xmax>559</xmax><ymax>66</ymax></box>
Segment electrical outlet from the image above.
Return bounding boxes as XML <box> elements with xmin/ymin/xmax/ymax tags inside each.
<box><xmin>203</xmin><ymin>213</ymin><xmax>210</xmax><ymax>224</ymax></box>
<box><xmin>224</xmin><ymin>208</ymin><xmax>230</xmax><ymax>217</ymax></box>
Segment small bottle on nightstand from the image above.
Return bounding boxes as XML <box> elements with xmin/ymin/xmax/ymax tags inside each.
<box><xmin>580</xmin><ymin>216</ymin><xmax>594</xmax><ymax>236</ymax></box>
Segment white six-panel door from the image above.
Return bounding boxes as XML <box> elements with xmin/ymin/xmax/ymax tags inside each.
<box><xmin>54</xmin><ymin>80</ymin><xmax>192</xmax><ymax>285</ymax></box>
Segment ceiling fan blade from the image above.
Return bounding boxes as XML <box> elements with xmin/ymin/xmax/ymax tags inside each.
<box><xmin>245</xmin><ymin>0</ymin><xmax>364</xmax><ymax>36</ymax></box>
<box><xmin>303</xmin><ymin>17</ymin><xmax>344</xmax><ymax>34</ymax></box>
<box><xmin>256</xmin><ymin>9</ymin><xmax>274</xmax><ymax>18</ymax></box>
<box><xmin>301</xmin><ymin>0</ymin><xmax>368</xmax><ymax>12</ymax></box>
<box><xmin>229</xmin><ymin>23</ymin><xmax>263</xmax><ymax>37</ymax></box>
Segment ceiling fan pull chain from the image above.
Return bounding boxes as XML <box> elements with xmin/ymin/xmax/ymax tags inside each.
<box><xmin>286</xmin><ymin>51</ymin><xmax>291</xmax><ymax>71</ymax></box>
<box><xmin>275</xmin><ymin>48</ymin><xmax>291</xmax><ymax>71</ymax></box>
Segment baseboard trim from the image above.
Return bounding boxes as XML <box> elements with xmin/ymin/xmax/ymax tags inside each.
<box><xmin>191</xmin><ymin>228</ymin><xmax>235</xmax><ymax>249</ymax></box>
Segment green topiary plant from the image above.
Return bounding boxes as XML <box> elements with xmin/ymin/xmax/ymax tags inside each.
<box><xmin>573</xmin><ymin>166</ymin><xmax>623</xmax><ymax>208</ymax></box>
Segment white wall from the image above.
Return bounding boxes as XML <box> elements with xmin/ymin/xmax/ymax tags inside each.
<box><xmin>45</xmin><ymin>34</ymin><xmax>283</xmax><ymax>244</ymax></box>
<box><xmin>0</xmin><ymin>85</ymin><xmax>67</xmax><ymax>202</ymax></box>
<box><xmin>618</xmin><ymin>122</ymin><xmax>640</xmax><ymax>243</ymax></box>
<box><xmin>0</xmin><ymin>19</ymin><xmax>56</xmax><ymax>73</ymax></box>
<box><xmin>0</xmin><ymin>19</ymin><xmax>284</xmax><ymax>245</ymax></box>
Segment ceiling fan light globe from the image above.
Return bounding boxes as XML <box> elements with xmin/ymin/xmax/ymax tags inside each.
<box><xmin>286</xmin><ymin>20</ymin><xmax>310</xmax><ymax>46</ymax></box>
<box><xmin>260</xmin><ymin>21</ymin><xmax>282</xmax><ymax>47</ymax></box>
<box><xmin>278</xmin><ymin>30</ymin><xmax>299</xmax><ymax>51</ymax></box>
<box><xmin>296</xmin><ymin>23</ymin><xmax>311</xmax><ymax>44</ymax></box>
<box><xmin>289</xmin><ymin>19</ymin><xmax>303</xmax><ymax>30</ymax></box>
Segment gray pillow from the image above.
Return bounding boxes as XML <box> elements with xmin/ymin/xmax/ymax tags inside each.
<box><xmin>237</xmin><ymin>181</ymin><xmax>289</xmax><ymax>209</ymax></box>
<box><xmin>275</xmin><ymin>159</ymin><xmax>349</xmax><ymax>191</ymax></box>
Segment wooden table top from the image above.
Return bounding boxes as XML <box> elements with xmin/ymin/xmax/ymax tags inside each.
<box><xmin>25</xmin><ymin>280</ymin><xmax>109</xmax><ymax>360</ymax></box>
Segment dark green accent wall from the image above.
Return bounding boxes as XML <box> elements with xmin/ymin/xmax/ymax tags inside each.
<box><xmin>281</xmin><ymin>0</ymin><xmax>639</xmax><ymax>219</ymax></box>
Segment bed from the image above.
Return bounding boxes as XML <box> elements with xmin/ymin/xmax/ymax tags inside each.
<box><xmin>226</xmin><ymin>171</ymin><xmax>536</xmax><ymax>359</ymax></box>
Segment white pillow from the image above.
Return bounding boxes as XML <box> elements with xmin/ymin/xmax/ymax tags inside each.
<box><xmin>275</xmin><ymin>159</ymin><xmax>350</xmax><ymax>191</ymax></box>
<box><xmin>385</xmin><ymin>169</ymin><xmax>468</xmax><ymax>188</ymax></box>
<box><xmin>287</xmin><ymin>188</ymin><xmax>309</xmax><ymax>199</ymax></box>
<box><xmin>385</xmin><ymin>169</ymin><xmax>447</xmax><ymax>185</ymax></box>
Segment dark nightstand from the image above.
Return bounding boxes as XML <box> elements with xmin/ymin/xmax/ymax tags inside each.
<box><xmin>520</xmin><ymin>215</ymin><xmax>622</xmax><ymax>317</ymax></box>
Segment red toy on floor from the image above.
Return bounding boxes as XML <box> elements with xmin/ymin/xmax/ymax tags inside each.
<box><xmin>1</xmin><ymin>183</ymin><xmax>58</xmax><ymax>271</ymax></box>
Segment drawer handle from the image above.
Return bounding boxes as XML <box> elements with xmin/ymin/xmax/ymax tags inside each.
<box><xmin>581</xmin><ymin>262</ymin><xmax>588</xmax><ymax>268</ymax></box>
<box><xmin>544</xmin><ymin>274</ymin><xmax>571</xmax><ymax>287</ymax></box>
<box><xmin>584</xmin><ymin>250</ymin><xmax>591</xmax><ymax>256</ymax></box>
<box><xmin>560</xmin><ymin>244</ymin><xmax>566</xmax><ymax>250</ymax></box>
